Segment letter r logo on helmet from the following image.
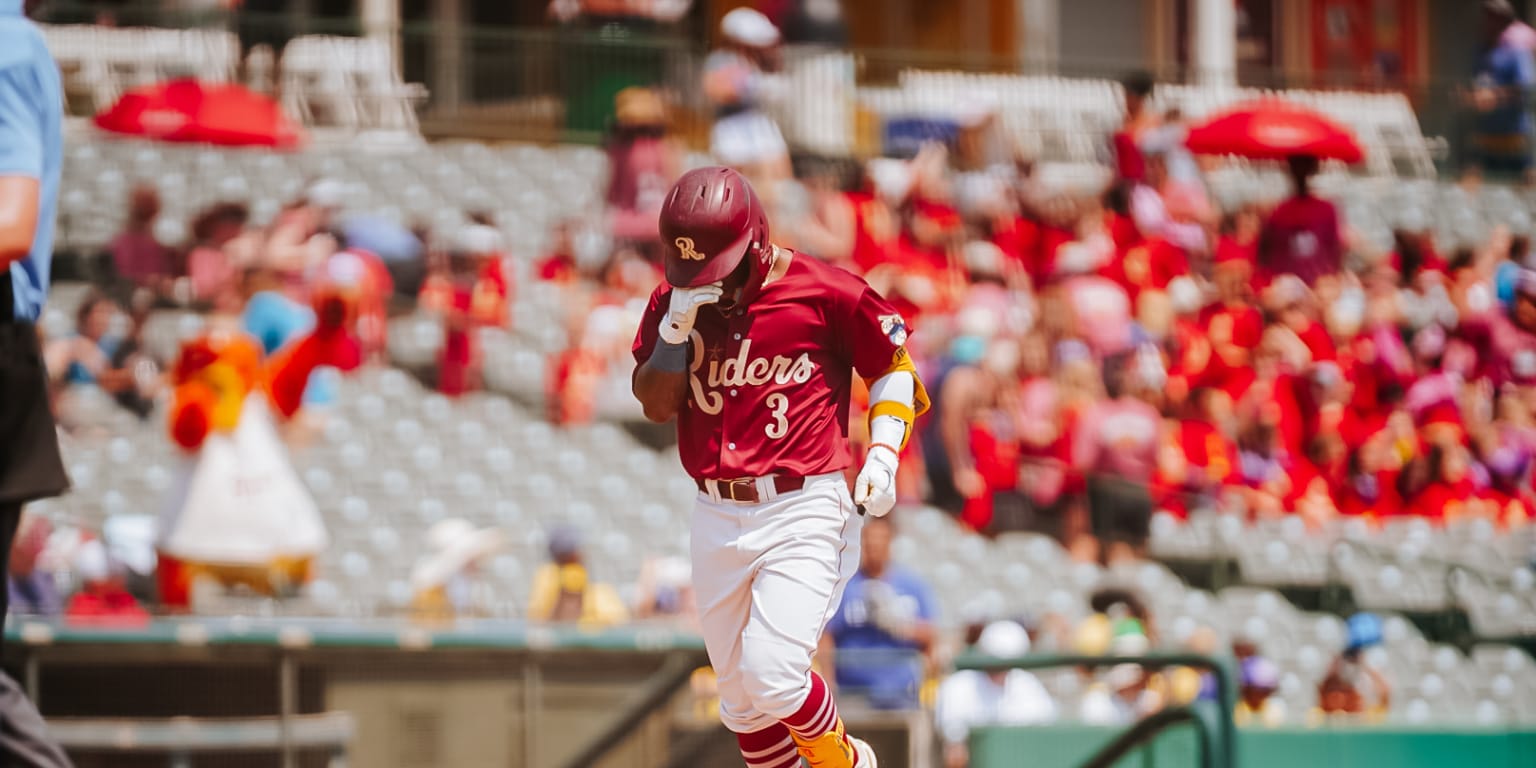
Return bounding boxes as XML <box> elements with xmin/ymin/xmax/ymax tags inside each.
<box><xmin>675</xmin><ymin>237</ymin><xmax>706</xmax><ymax>261</ymax></box>
<box><xmin>659</xmin><ymin>166</ymin><xmax>770</xmax><ymax>289</ymax></box>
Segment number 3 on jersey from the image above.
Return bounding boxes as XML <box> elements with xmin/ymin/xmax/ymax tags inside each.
<box><xmin>765</xmin><ymin>393</ymin><xmax>789</xmax><ymax>439</ymax></box>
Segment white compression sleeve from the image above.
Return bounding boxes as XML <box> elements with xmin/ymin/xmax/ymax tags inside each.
<box><xmin>868</xmin><ymin>371</ymin><xmax>915</xmax><ymax>450</ymax></box>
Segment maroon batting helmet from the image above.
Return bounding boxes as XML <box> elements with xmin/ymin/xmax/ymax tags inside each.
<box><xmin>658</xmin><ymin>166</ymin><xmax>770</xmax><ymax>288</ymax></box>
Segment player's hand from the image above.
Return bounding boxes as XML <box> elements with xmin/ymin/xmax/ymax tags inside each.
<box><xmin>854</xmin><ymin>444</ymin><xmax>899</xmax><ymax>518</ymax></box>
<box><xmin>659</xmin><ymin>282</ymin><xmax>724</xmax><ymax>345</ymax></box>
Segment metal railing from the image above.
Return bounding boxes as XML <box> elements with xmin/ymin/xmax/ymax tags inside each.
<box><xmin>47</xmin><ymin>712</ymin><xmax>355</xmax><ymax>768</ymax></box>
<box><xmin>954</xmin><ymin>651</ymin><xmax>1238</xmax><ymax>768</ymax></box>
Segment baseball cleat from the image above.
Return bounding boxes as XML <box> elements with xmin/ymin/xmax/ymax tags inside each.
<box><xmin>850</xmin><ymin>736</ymin><xmax>878</xmax><ymax>768</ymax></box>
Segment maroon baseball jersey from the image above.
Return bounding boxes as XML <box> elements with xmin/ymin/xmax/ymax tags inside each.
<box><xmin>633</xmin><ymin>251</ymin><xmax>911</xmax><ymax>480</ymax></box>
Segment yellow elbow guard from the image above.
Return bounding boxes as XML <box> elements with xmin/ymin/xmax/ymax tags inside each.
<box><xmin>865</xmin><ymin>350</ymin><xmax>931</xmax><ymax>449</ymax></box>
<box><xmin>869</xmin><ymin>400</ymin><xmax>917</xmax><ymax>448</ymax></box>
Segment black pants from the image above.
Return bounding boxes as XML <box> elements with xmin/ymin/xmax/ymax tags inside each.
<box><xmin>0</xmin><ymin>274</ymin><xmax>74</xmax><ymax>767</ymax></box>
<box><xmin>1087</xmin><ymin>476</ymin><xmax>1153</xmax><ymax>547</ymax></box>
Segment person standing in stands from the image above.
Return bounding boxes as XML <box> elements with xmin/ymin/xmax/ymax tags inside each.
<box><xmin>0</xmin><ymin>0</ymin><xmax>73</xmax><ymax>764</ymax></box>
<box><xmin>232</xmin><ymin>0</ymin><xmax>293</xmax><ymax>97</ymax></box>
<box><xmin>1112</xmin><ymin>71</ymin><xmax>1159</xmax><ymax>186</ymax></box>
<box><xmin>1257</xmin><ymin>155</ymin><xmax>1343</xmax><ymax>288</ymax></box>
<box><xmin>1469</xmin><ymin>1</ymin><xmax>1536</xmax><ymax>178</ymax></box>
<box><xmin>1072</xmin><ymin>350</ymin><xmax>1163</xmax><ymax>565</ymax></box>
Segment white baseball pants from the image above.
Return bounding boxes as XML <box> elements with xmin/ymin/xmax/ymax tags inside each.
<box><xmin>691</xmin><ymin>471</ymin><xmax>864</xmax><ymax>733</ymax></box>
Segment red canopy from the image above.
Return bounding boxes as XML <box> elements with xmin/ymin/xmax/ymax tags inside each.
<box><xmin>94</xmin><ymin>79</ymin><xmax>303</xmax><ymax>149</ymax></box>
<box><xmin>1185</xmin><ymin>100</ymin><xmax>1364</xmax><ymax>164</ymax></box>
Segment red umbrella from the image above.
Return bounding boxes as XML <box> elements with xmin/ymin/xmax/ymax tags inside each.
<box><xmin>1185</xmin><ymin>100</ymin><xmax>1364</xmax><ymax>164</ymax></box>
<box><xmin>94</xmin><ymin>79</ymin><xmax>303</xmax><ymax>149</ymax></box>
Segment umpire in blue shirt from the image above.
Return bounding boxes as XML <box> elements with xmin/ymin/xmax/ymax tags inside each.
<box><xmin>0</xmin><ymin>0</ymin><xmax>74</xmax><ymax>764</ymax></box>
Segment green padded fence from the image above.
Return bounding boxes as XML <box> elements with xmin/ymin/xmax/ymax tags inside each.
<box><xmin>970</xmin><ymin>725</ymin><xmax>1536</xmax><ymax>768</ymax></box>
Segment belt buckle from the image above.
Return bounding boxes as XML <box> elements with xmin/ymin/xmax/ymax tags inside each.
<box><xmin>727</xmin><ymin>478</ymin><xmax>755</xmax><ymax>503</ymax></box>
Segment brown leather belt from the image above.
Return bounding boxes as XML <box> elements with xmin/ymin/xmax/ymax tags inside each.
<box><xmin>696</xmin><ymin>475</ymin><xmax>806</xmax><ymax>504</ymax></box>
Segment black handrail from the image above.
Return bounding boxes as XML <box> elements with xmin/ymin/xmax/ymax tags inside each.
<box><xmin>953</xmin><ymin>652</ymin><xmax>1237</xmax><ymax>768</ymax></box>
<box><xmin>1080</xmin><ymin>706</ymin><xmax>1210</xmax><ymax>768</ymax></box>
<box><xmin>556</xmin><ymin>650</ymin><xmax>701</xmax><ymax>768</ymax></box>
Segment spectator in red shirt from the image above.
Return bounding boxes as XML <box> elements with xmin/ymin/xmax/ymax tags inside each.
<box><xmin>108</xmin><ymin>185</ymin><xmax>174</xmax><ymax>291</ymax></box>
<box><xmin>1213</xmin><ymin>205</ymin><xmax>1262</xmax><ymax>277</ymax></box>
<box><xmin>1157</xmin><ymin>386</ymin><xmax>1238</xmax><ymax>519</ymax></box>
<box><xmin>1339</xmin><ymin>426</ymin><xmax>1405</xmax><ymax>519</ymax></box>
<box><xmin>1405</xmin><ymin>442</ymin><xmax>1481</xmax><ymax>523</ymax></box>
<box><xmin>63</xmin><ymin>539</ymin><xmax>148</xmax><ymax>627</ymax></box>
<box><xmin>1391</xmin><ymin>225</ymin><xmax>1448</xmax><ymax>286</ymax></box>
<box><xmin>1015</xmin><ymin>333</ymin><xmax>1069</xmax><ymax>525</ymax></box>
<box><xmin>537</xmin><ymin>222</ymin><xmax>582</xmax><ymax>284</ymax></box>
<box><xmin>1112</xmin><ymin>71</ymin><xmax>1158</xmax><ymax>185</ymax></box>
<box><xmin>789</xmin><ymin>157</ymin><xmax>858</xmax><ymax>269</ymax></box>
<box><xmin>1267</xmin><ymin>275</ymin><xmax>1336</xmax><ymax>364</ymax></box>
<box><xmin>848</xmin><ymin>158</ymin><xmax>911</xmax><ymax>273</ymax></box>
<box><xmin>421</xmin><ymin>226</ymin><xmax>509</xmax><ymax>396</ymax></box>
<box><xmin>901</xmin><ymin>144</ymin><xmax>966</xmax><ymax>273</ymax></box>
<box><xmin>1258</xmin><ymin>155</ymin><xmax>1343</xmax><ymax>288</ymax></box>
<box><xmin>1193</xmin><ymin>247</ymin><xmax>1263</xmax><ymax>400</ymax></box>
<box><xmin>186</xmin><ymin>202</ymin><xmax>250</xmax><ymax>306</ymax></box>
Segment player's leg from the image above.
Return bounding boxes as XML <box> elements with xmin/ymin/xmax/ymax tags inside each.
<box><xmin>691</xmin><ymin>493</ymin><xmax>798</xmax><ymax>766</ymax></box>
<box><xmin>735</xmin><ymin>475</ymin><xmax>870</xmax><ymax>767</ymax></box>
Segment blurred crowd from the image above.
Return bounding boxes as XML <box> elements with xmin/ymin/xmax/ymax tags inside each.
<box><xmin>668</xmin><ymin>12</ymin><xmax>1536</xmax><ymax>570</ymax></box>
<box><xmin>38</xmin><ymin>6</ymin><xmax>1536</xmax><ymax>587</ymax></box>
<box><xmin>11</xmin><ymin>5</ymin><xmax>1536</xmax><ymax>760</ymax></box>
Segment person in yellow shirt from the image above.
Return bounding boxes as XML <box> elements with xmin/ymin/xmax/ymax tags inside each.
<box><xmin>1233</xmin><ymin>656</ymin><xmax>1287</xmax><ymax>727</ymax></box>
<box><xmin>527</xmin><ymin>525</ymin><xmax>629</xmax><ymax>626</ymax></box>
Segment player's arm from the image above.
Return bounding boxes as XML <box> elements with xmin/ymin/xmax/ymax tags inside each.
<box><xmin>631</xmin><ymin>282</ymin><xmax>723</xmax><ymax>423</ymax></box>
<box><xmin>845</xmin><ymin>285</ymin><xmax>931</xmax><ymax>517</ymax></box>
<box><xmin>0</xmin><ymin>67</ymin><xmax>43</xmax><ymax>267</ymax></box>
<box><xmin>633</xmin><ymin>361</ymin><xmax>689</xmax><ymax>424</ymax></box>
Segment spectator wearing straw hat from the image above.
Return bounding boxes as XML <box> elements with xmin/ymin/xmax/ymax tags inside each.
<box><xmin>607</xmin><ymin>87</ymin><xmax>680</xmax><ymax>257</ymax></box>
<box><xmin>410</xmin><ymin>518</ymin><xmax>504</xmax><ymax>619</ymax></box>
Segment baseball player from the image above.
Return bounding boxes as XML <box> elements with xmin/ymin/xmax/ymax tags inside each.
<box><xmin>632</xmin><ymin>167</ymin><xmax>928</xmax><ymax>768</ymax></box>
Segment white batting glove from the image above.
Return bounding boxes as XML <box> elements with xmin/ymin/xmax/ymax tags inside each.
<box><xmin>659</xmin><ymin>283</ymin><xmax>724</xmax><ymax>345</ymax></box>
<box><xmin>853</xmin><ymin>444</ymin><xmax>899</xmax><ymax>518</ymax></box>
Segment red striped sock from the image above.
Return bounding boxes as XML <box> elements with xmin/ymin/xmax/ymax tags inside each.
<box><xmin>782</xmin><ymin>671</ymin><xmax>843</xmax><ymax>742</ymax></box>
<box><xmin>736</xmin><ymin>723</ymin><xmax>800</xmax><ymax>768</ymax></box>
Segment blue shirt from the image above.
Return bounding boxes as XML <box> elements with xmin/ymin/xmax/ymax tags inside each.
<box><xmin>243</xmin><ymin>290</ymin><xmax>315</xmax><ymax>356</ymax></box>
<box><xmin>0</xmin><ymin>0</ymin><xmax>62</xmax><ymax>321</ymax></box>
<box><xmin>1477</xmin><ymin>39</ymin><xmax>1536</xmax><ymax>138</ymax></box>
<box><xmin>826</xmin><ymin>566</ymin><xmax>935</xmax><ymax>709</ymax></box>
<box><xmin>64</xmin><ymin>334</ymin><xmax>121</xmax><ymax>385</ymax></box>
<box><xmin>240</xmin><ymin>290</ymin><xmax>338</xmax><ymax>406</ymax></box>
